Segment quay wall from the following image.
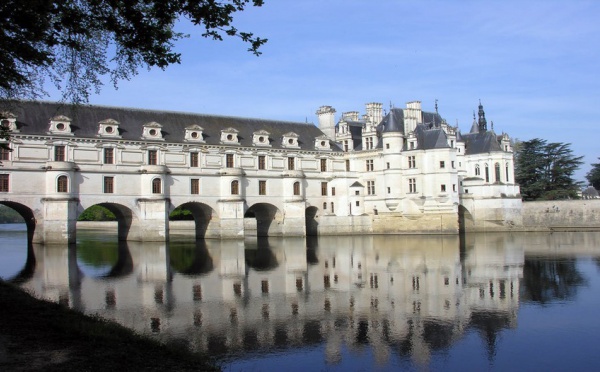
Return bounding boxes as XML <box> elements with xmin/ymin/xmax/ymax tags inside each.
<box><xmin>520</xmin><ymin>200</ymin><xmax>600</xmax><ymax>231</ymax></box>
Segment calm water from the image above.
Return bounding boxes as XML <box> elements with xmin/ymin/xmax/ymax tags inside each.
<box><xmin>2</xmin><ymin>223</ymin><xmax>600</xmax><ymax>371</ymax></box>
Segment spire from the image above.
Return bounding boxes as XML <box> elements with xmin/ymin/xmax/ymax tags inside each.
<box><xmin>478</xmin><ymin>100</ymin><xmax>487</xmax><ymax>132</ymax></box>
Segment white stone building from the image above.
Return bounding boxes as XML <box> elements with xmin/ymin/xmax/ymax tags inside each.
<box><xmin>0</xmin><ymin>100</ymin><xmax>521</xmax><ymax>243</ymax></box>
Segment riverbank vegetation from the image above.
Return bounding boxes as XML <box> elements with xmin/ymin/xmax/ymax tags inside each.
<box><xmin>0</xmin><ymin>280</ymin><xmax>219</xmax><ymax>371</ymax></box>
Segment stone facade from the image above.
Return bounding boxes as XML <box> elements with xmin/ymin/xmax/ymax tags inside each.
<box><xmin>0</xmin><ymin>100</ymin><xmax>521</xmax><ymax>243</ymax></box>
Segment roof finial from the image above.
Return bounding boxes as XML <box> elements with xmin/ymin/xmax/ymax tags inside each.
<box><xmin>435</xmin><ymin>99</ymin><xmax>438</xmax><ymax>114</ymax></box>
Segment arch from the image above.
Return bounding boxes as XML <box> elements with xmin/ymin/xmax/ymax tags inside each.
<box><xmin>305</xmin><ymin>206</ymin><xmax>319</xmax><ymax>236</ymax></box>
<box><xmin>293</xmin><ymin>181</ymin><xmax>300</xmax><ymax>196</ymax></box>
<box><xmin>245</xmin><ymin>237</ymin><xmax>278</xmax><ymax>271</ymax></box>
<box><xmin>170</xmin><ymin>202</ymin><xmax>216</xmax><ymax>239</ymax></box>
<box><xmin>475</xmin><ymin>164</ymin><xmax>480</xmax><ymax>176</ymax></box>
<box><xmin>231</xmin><ymin>180</ymin><xmax>239</xmax><ymax>195</ymax></box>
<box><xmin>244</xmin><ymin>203</ymin><xmax>282</xmax><ymax>237</ymax></box>
<box><xmin>78</xmin><ymin>202</ymin><xmax>135</xmax><ymax>241</ymax></box>
<box><xmin>57</xmin><ymin>175</ymin><xmax>68</xmax><ymax>192</ymax></box>
<box><xmin>0</xmin><ymin>201</ymin><xmax>37</xmax><ymax>243</ymax></box>
<box><xmin>458</xmin><ymin>205</ymin><xmax>474</xmax><ymax>234</ymax></box>
<box><xmin>75</xmin><ymin>239</ymin><xmax>134</xmax><ymax>279</ymax></box>
<box><xmin>169</xmin><ymin>239</ymin><xmax>214</xmax><ymax>275</ymax></box>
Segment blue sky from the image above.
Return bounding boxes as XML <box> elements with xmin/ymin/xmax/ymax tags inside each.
<box><xmin>47</xmin><ymin>1</ymin><xmax>600</xmax><ymax>181</ymax></box>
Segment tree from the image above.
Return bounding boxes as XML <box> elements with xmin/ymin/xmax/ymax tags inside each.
<box><xmin>586</xmin><ymin>158</ymin><xmax>600</xmax><ymax>190</ymax></box>
<box><xmin>514</xmin><ymin>138</ymin><xmax>583</xmax><ymax>200</ymax></box>
<box><xmin>0</xmin><ymin>0</ymin><xmax>266</xmax><ymax>104</ymax></box>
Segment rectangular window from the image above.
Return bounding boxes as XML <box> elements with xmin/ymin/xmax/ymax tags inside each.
<box><xmin>387</xmin><ymin>187</ymin><xmax>391</xmax><ymax>194</ymax></box>
<box><xmin>103</xmin><ymin>176</ymin><xmax>114</xmax><ymax>193</ymax></box>
<box><xmin>259</xmin><ymin>180</ymin><xmax>266</xmax><ymax>195</ymax></box>
<box><xmin>191</xmin><ymin>179</ymin><xmax>200</xmax><ymax>194</ymax></box>
<box><xmin>258</xmin><ymin>155</ymin><xmax>266</xmax><ymax>170</ymax></box>
<box><xmin>331</xmin><ymin>202</ymin><xmax>334</xmax><ymax>213</ymax></box>
<box><xmin>345</xmin><ymin>159</ymin><xmax>350</xmax><ymax>171</ymax></box>
<box><xmin>386</xmin><ymin>162</ymin><xmax>390</xmax><ymax>169</ymax></box>
<box><xmin>366</xmin><ymin>159</ymin><xmax>374</xmax><ymax>171</ymax></box>
<box><xmin>409</xmin><ymin>178</ymin><xmax>417</xmax><ymax>193</ymax></box>
<box><xmin>0</xmin><ymin>146</ymin><xmax>10</xmax><ymax>161</ymax></box>
<box><xmin>320</xmin><ymin>159</ymin><xmax>327</xmax><ymax>172</ymax></box>
<box><xmin>408</xmin><ymin>156</ymin><xmax>416</xmax><ymax>169</ymax></box>
<box><xmin>453</xmin><ymin>184</ymin><xmax>457</xmax><ymax>192</ymax></box>
<box><xmin>321</xmin><ymin>182</ymin><xmax>328</xmax><ymax>196</ymax></box>
<box><xmin>54</xmin><ymin>145</ymin><xmax>66</xmax><ymax>161</ymax></box>
<box><xmin>367</xmin><ymin>181</ymin><xmax>375</xmax><ymax>195</ymax></box>
<box><xmin>441</xmin><ymin>184</ymin><xmax>446</xmax><ymax>192</ymax></box>
<box><xmin>0</xmin><ymin>174</ymin><xmax>8</xmax><ymax>192</ymax></box>
<box><xmin>365</xmin><ymin>137</ymin><xmax>373</xmax><ymax>150</ymax></box>
<box><xmin>451</xmin><ymin>161</ymin><xmax>455</xmax><ymax>169</ymax></box>
<box><xmin>288</xmin><ymin>157</ymin><xmax>295</xmax><ymax>170</ymax></box>
<box><xmin>386</xmin><ymin>143</ymin><xmax>390</xmax><ymax>149</ymax></box>
<box><xmin>440</xmin><ymin>161</ymin><xmax>445</xmax><ymax>169</ymax></box>
<box><xmin>103</xmin><ymin>148</ymin><xmax>114</xmax><ymax>164</ymax></box>
<box><xmin>148</xmin><ymin>150</ymin><xmax>157</xmax><ymax>165</ymax></box>
<box><xmin>190</xmin><ymin>152</ymin><xmax>199</xmax><ymax>167</ymax></box>
<box><xmin>344</xmin><ymin>141</ymin><xmax>349</xmax><ymax>152</ymax></box>
<box><xmin>331</xmin><ymin>187</ymin><xmax>336</xmax><ymax>196</ymax></box>
<box><xmin>293</xmin><ymin>182</ymin><xmax>300</xmax><ymax>195</ymax></box>
<box><xmin>226</xmin><ymin>154</ymin><xmax>234</xmax><ymax>168</ymax></box>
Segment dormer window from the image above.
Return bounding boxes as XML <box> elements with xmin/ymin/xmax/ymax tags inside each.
<box><xmin>314</xmin><ymin>135</ymin><xmax>331</xmax><ymax>151</ymax></box>
<box><xmin>0</xmin><ymin>112</ymin><xmax>18</xmax><ymax>132</ymax></box>
<box><xmin>142</xmin><ymin>122</ymin><xmax>164</xmax><ymax>140</ymax></box>
<box><xmin>49</xmin><ymin>115</ymin><xmax>74</xmax><ymax>136</ymax></box>
<box><xmin>252</xmin><ymin>130</ymin><xmax>271</xmax><ymax>147</ymax></box>
<box><xmin>282</xmin><ymin>132</ymin><xmax>300</xmax><ymax>149</ymax></box>
<box><xmin>184</xmin><ymin>125</ymin><xmax>205</xmax><ymax>142</ymax></box>
<box><xmin>98</xmin><ymin>118</ymin><xmax>121</xmax><ymax>138</ymax></box>
<box><xmin>220</xmin><ymin>128</ymin><xmax>239</xmax><ymax>144</ymax></box>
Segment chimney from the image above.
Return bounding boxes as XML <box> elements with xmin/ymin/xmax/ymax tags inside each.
<box><xmin>316</xmin><ymin>106</ymin><xmax>336</xmax><ymax>140</ymax></box>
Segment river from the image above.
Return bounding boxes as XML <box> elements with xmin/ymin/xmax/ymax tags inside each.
<box><xmin>1</xmin><ymin>223</ymin><xmax>600</xmax><ymax>371</ymax></box>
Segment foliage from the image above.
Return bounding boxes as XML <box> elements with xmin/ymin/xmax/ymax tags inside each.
<box><xmin>0</xmin><ymin>0</ymin><xmax>266</xmax><ymax>104</ymax></box>
<box><xmin>0</xmin><ymin>204</ymin><xmax>23</xmax><ymax>223</ymax></box>
<box><xmin>514</xmin><ymin>138</ymin><xmax>583</xmax><ymax>201</ymax></box>
<box><xmin>169</xmin><ymin>206</ymin><xmax>194</xmax><ymax>220</ymax></box>
<box><xmin>78</xmin><ymin>205</ymin><xmax>117</xmax><ymax>221</ymax></box>
<box><xmin>586</xmin><ymin>158</ymin><xmax>600</xmax><ymax>190</ymax></box>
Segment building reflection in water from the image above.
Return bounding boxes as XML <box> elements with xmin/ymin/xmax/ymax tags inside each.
<box><xmin>16</xmin><ymin>232</ymin><xmax>533</xmax><ymax>367</ymax></box>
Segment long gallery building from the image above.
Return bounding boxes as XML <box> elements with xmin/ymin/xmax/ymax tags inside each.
<box><xmin>0</xmin><ymin>100</ymin><xmax>522</xmax><ymax>243</ymax></box>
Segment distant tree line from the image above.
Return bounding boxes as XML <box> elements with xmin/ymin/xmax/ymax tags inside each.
<box><xmin>0</xmin><ymin>205</ymin><xmax>23</xmax><ymax>223</ymax></box>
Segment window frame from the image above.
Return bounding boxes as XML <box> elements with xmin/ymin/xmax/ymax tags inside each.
<box><xmin>103</xmin><ymin>176</ymin><xmax>114</xmax><ymax>194</ymax></box>
<box><xmin>103</xmin><ymin>148</ymin><xmax>114</xmax><ymax>164</ymax></box>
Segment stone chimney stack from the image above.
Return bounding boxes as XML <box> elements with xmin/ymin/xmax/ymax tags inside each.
<box><xmin>365</xmin><ymin>102</ymin><xmax>383</xmax><ymax>125</ymax></box>
<box><xmin>317</xmin><ymin>106</ymin><xmax>336</xmax><ymax>140</ymax></box>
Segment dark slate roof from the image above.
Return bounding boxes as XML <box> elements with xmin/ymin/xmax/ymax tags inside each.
<box><xmin>461</xmin><ymin>130</ymin><xmax>503</xmax><ymax>155</ymax></box>
<box><xmin>379</xmin><ymin>108</ymin><xmax>404</xmax><ymax>133</ymax></box>
<box><xmin>7</xmin><ymin>101</ymin><xmax>339</xmax><ymax>151</ymax></box>
<box><xmin>410</xmin><ymin>124</ymin><xmax>449</xmax><ymax>150</ymax></box>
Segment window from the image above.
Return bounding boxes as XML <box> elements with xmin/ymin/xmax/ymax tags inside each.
<box><xmin>355</xmin><ymin>190</ymin><xmax>360</xmax><ymax>196</ymax></box>
<box><xmin>152</xmin><ymin>178</ymin><xmax>161</xmax><ymax>194</ymax></box>
<box><xmin>386</xmin><ymin>162</ymin><xmax>390</xmax><ymax>169</ymax></box>
<box><xmin>323</xmin><ymin>202</ymin><xmax>327</xmax><ymax>209</ymax></box>
<box><xmin>321</xmin><ymin>182</ymin><xmax>328</xmax><ymax>196</ymax></box>
<box><xmin>258</xmin><ymin>155</ymin><xmax>266</xmax><ymax>170</ymax></box>
<box><xmin>293</xmin><ymin>181</ymin><xmax>300</xmax><ymax>196</ymax></box>
<box><xmin>226</xmin><ymin>154</ymin><xmax>234</xmax><ymax>168</ymax></box>
<box><xmin>190</xmin><ymin>152</ymin><xmax>199</xmax><ymax>167</ymax></box>
<box><xmin>387</xmin><ymin>187</ymin><xmax>391</xmax><ymax>194</ymax></box>
<box><xmin>451</xmin><ymin>161</ymin><xmax>455</xmax><ymax>169</ymax></box>
<box><xmin>453</xmin><ymin>184</ymin><xmax>457</xmax><ymax>192</ymax></box>
<box><xmin>386</xmin><ymin>143</ymin><xmax>390</xmax><ymax>149</ymax></box>
<box><xmin>57</xmin><ymin>175</ymin><xmax>68</xmax><ymax>193</ymax></box>
<box><xmin>231</xmin><ymin>180</ymin><xmax>239</xmax><ymax>195</ymax></box>
<box><xmin>0</xmin><ymin>146</ymin><xmax>10</xmax><ymax>161</ymax></box>
<box><xmin>343</xmin><ymin>141</ymin><xmax>349</xmax><ymax>152</ymax></box>
<box><xmin>54</xmin><ymin>145</ymin><xmax>66</xmax><ymax>161</ymax></box>
<box><xmin>0</xmin><ymin>174</ymin><xmax>8</xmax><ymax>192</ymax></box>
<box><xmin>440</xmin><ymin>161</ymin><xmax>445</xmax><ymax>169</ymax></box>
<box><xmin>331</xmin><ymin>202</ymin><xmax>334</xmax><ymax>213</ymax></box>
<box><xmin>409</xmin><ymin>178</ymin><xmax>417</xmax><ymax>193</ymax></box>
<box><xmin>355</xmin><ymin>201</ymin><xmax>360</xmax><ymax>207</ymax></box>
<box><xmin>259</xmin><ymin>180</ymin><xmax>266</xmax><ymax>195</ymax></box>
<box><xmin>148</xmin><ymin>150</ymin><xmax>157</xmax><ymax>165</ymax></box>
<box><xmin>410</xmin><ymin>142</ymin><xmax>415</xmax><ymax>150</ymax></box>
<box><xmin>345</xmin><ymin>160</ymin><xmax>350</xmax><ymax>171</ymax></box>
<box><xmin>104</xmin><ymin>176</ymin><xmax>114</xmax><ymax>193</ymax></box>
<box><xmin>288</xmin><ymin>157</ymin><xmax>295</xmax><ymax>170</ymax></box>
<box><xmin>441</xmin><ymin>184</ymin><xmax>446</xmax><ymax>192</ymax></box>
<box><xmin>408</xmin><ymin>156</ymin><xmax>416</xmax><ymax>169</ymax></box>
<box><xmin>191</xmin><ymin>179</ymin><xmax>200</xmax><ymax>194</ymax></box>
<box><xmin>320</xmin><ymin>159</ymin><xmax>327</xmax><ymax>172</ymax></box>
<box><xmin>485</xmin><ymin>164</ymin><xmax>490</xmax><ymax>182</ymax></box>
<box><xmin>331</xmin><ymin>187</ymin><xmax>336</xmax><ymax>196</ymax></box>
<box><xmin>367</xmin><ymin>181</ymin><xmax>375</xmax><ymax>195</ymax></box>
<box><xmin>365</xmin><ymin>137</ymin><xmax>373</xmax><ymax>150</ymax></box>
<box><xmin>495</xmin><ymin>162</ymin><xmax>501</xmax><ymax>182</ymax></box>
<box><xmin>506</xmin><ymin>163</ymin><xmax>510</xmax><ymax>182</ymax></box>
<box><xmin>475</xmin><ymin>164</ymin><xmax>480</xmax><ymax>176</ymax></box>
<box><xmin>366</xmin><ymin>159</ymin><xmax>374</xmax><ymax>171</ymax></box>
<box><xmin>450</xmin><ymin>140</ymin><xmax>454</xmax><ymax>147</ymax></box>
<box><xmin>103</xmin><ymin>148</ymin><xmax>114</xmax><ymax>164</ymax></box>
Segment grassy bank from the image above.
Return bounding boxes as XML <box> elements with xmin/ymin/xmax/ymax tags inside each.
<box><xmin>0</xmin><ymin>281</ymin><xmax>219</xmax><ymax>371</ymax></box>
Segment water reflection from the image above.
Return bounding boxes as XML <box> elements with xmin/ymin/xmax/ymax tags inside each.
<box><xmin>6</xmin><ymin>231</ymin><xmax>600</xmax><ymax>369</ymax></box>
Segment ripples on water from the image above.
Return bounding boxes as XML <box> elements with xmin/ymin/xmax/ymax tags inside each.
<box><xmin>3</xmin><ymin>226</ymin><xmax>600</xmax><ymax>371</ymax></box>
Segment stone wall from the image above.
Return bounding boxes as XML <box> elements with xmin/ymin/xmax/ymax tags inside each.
<box><xmin>521</xmin><ymin>200</ymin><xmax>600</xmax><ymax>231</ymax></box>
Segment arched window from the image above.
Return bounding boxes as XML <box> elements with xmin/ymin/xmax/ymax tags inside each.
<box><xmin>57</xmin><ymin>175</ymin><xmax>68</xmax><ymax>193</ymax></box>
<box><xmin>506</xmin><ymin>163</ymin><xmax>510</xmax><ymax>182</ymax></box>
<box><xmin>293</xmin><ymin>181</ymin><xmax>300</xmax><ymax>196</ymax></box>
<box><xmin>231</xmin><ymin>180</ymin><xmax>239</xmax><ymax>195</ymax></box>
<box><xmin>475</xmin><ymin>164</ymin><xmax>480</xmax><ymax>176</ymax></box>
<box><xmin>495</xmin><ymin>163</ymin><xmax>501</xmax><ymax>182</ymax></box>
<box><xmin>152</xmin><ymin>178</ymin><xmax>161</xmax><ymax>194</ymax></box>
<box><xmin>485</xmin><ymin>164</ymin><xmax>490</xmax><ymax>183</ymax></box>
